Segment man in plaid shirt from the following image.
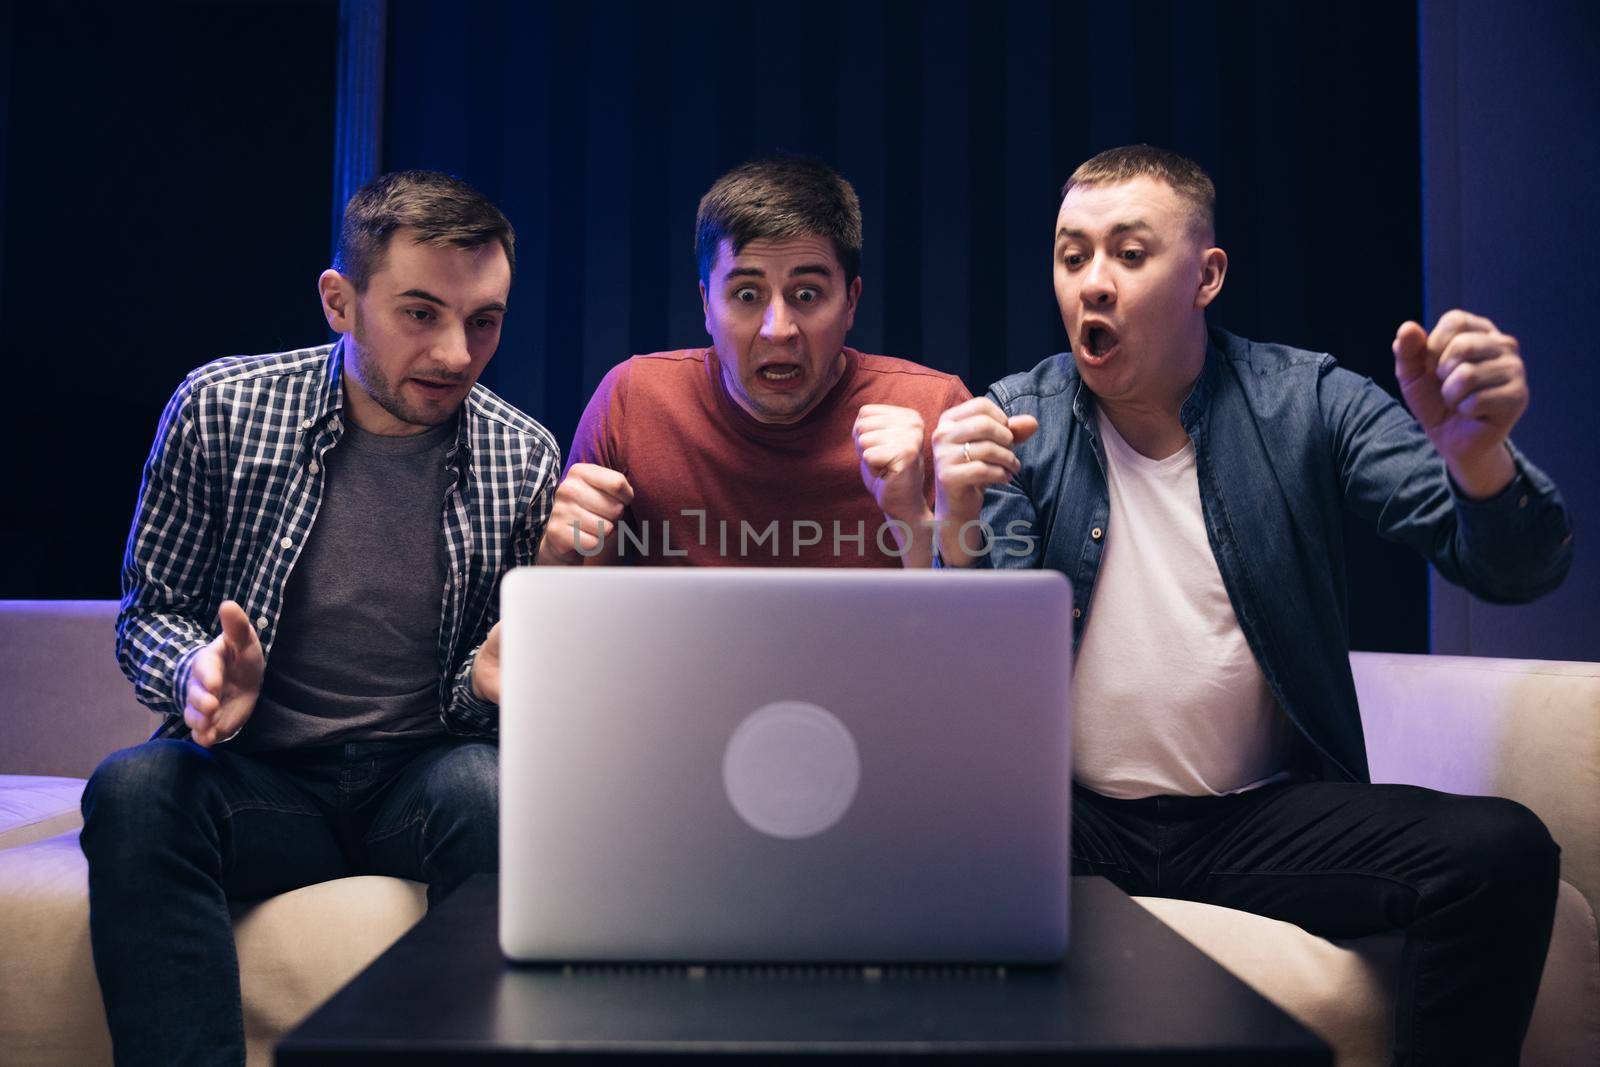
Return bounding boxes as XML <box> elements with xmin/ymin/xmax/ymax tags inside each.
<box><xmin>80</xmin><ymin>171</ymin><xmax>558</xmax><ymax>1066</ymax></box>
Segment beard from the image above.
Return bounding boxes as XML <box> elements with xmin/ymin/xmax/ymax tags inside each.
<box><xmin>348</xmin><ymin>310</ymin><xmax>459</xmax><ymax>430</ymax></box>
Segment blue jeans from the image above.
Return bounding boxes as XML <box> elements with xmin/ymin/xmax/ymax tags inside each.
<box><xmin>79</xmin><ymin>736</ymin><xmax>498</xmax><ymax>1067</ymax></box>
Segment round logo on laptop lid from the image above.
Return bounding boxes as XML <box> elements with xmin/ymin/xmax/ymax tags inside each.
<box><xmin>722</xmin><ymin>701</ymin><xmax>861</xmax><ymax>839</ymax></box>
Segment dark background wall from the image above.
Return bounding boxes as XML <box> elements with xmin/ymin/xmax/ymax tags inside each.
<box><xmin>1</xmin><ymin>0</ymin><xmax>1590</xmax><ymax>658</ymax></box>
<box><xmin>1420</xmin><ymin>0</ymin><xmax>1600</xmax><ymax>660</ymax></box>
<box><xmin>0</xmin><ymin>1</ymin><xmax>338</xmax><ymax>598</ymax></box>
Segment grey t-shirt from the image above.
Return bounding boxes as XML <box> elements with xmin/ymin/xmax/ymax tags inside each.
<box><xmin>239</xmin><ymin>420</ymin><xmax>455</xmax><ymax>751</ymax></box>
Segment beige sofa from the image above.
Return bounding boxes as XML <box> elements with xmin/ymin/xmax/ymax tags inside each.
<box><xmin>0</xmin><ymin>602</ymin><xmax>428</xmax><ymax>1066</ymax></box>
<box><xmin>0</xmin><ymin>601</ymin><xmax>1596</xmax><ymax>1065</ymax></box>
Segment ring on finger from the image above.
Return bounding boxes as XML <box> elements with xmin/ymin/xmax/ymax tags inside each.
<box><xmin>962</xmin><ymin>442</ymin><xmax>973</xmax><ymax>464</ymax></box>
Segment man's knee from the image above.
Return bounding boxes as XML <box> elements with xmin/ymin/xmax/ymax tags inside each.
<box><xmin>415</xmin><ymin>742</ymin><xmax>498</xmax><ymax>888</ymax></box>
<box><xmin>1451</xmin><ymin>796</ymin><xmax>1560</xmax><ymax>892</ymax></box>
<box><xmin>83</xmin><ymin>740</ymin><xmax>213</xmax><ymax>817</ymax></box>
<box><xmin>422</xmin><ymin>742</ymin><xmax>499</xmax><ymax>828</ymax></box>
<box><xmin>81</xmin><ymin>740</ymin><xmax>216</xmax><ymax>858</ymax></box>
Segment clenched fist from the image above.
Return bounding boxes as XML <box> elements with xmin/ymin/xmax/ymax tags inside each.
<box><xmin>536</xmin><ymin>463</ymin><xmax>634</xmax><ymax>565</ymax></box>
<box><xmin>1394</xmin><ymin>309</ymin><xmax>1526</xmax><ymax>499</ymax></box>
<box><xmin>931</xmin><ymin>397</ymin><xmax>1038</xmax><ymax>567</ymax></box>
<box><xmin>853</xmin><ymin>404</ymin><xmax>931</xmax><ymax>525</ymax></box>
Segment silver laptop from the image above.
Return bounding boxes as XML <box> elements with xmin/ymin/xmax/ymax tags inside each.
<box><xmin>498</xmin><ymin>568</ymin><xmax>1073</xmax><ymax>964</ymax></box>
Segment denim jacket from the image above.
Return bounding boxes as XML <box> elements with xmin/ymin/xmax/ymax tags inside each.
<box><xmin>971</xmin><ymin>327</ymin><xmax>1572</xmax><ymax>783</ymax></box>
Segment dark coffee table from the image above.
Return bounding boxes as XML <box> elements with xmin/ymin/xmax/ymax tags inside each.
<box><xmin>276</xmin><ymin>875</ymin><xmax>1329</xmax><ymax>1064</ymax></box>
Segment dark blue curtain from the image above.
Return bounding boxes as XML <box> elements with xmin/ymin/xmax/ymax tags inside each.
<box><xmin>1421</xmin><ymin>0</ymin><xmax>1600</xmax><ymax>660</ymax></box>
<box><xmin>0</xmin><ymin>0</ymin><xmax>1431</xmax><ymax>653</ymax></box>
<box><xmin>384</xmin><ymin>0</ymin><xmax>1427</xmax><ymax>651</ymax></box>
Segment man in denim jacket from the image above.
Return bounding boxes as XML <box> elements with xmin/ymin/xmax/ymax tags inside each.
<box><xmin>928</xmin><ymin>146</ymin><xmax>1571</xmax><ymax>1065</ymax></box>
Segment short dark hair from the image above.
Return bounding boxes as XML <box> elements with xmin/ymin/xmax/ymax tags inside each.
<box><xmin>694</xmin><ymin>155</ymin><xmax>863</xmax><ymax>284</ymax></box>
<box><xmin>334</xmin><ymin>170</ymin><xmax>515</xmax><ymax>292</ymax></box>
<box><xmin>1062</xmin><ymin>145</ymin><xmax>1216</xmax><ymax>238</ymax></box>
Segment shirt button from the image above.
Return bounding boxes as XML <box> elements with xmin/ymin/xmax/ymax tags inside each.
<box><xmin>1072</xmin><ymin>607</ymin><xmax>1083</xmax><ymax>619</ymax></box>
<box><xmin>301</xmin><ymin>419</ymin><xmax>313</xmax><ymax>430</ymax></box>
<box><xmin>1091</xmin><ymin>527</ymin><xmax>1104</xmax><ymax>541</ymax></box>
<box><xmin>256</xmin><ymin>616</ymin><xmax>269</xmax><ymax>631</ymax></box>
<box><xmin>1518</xmin><ymin>495</ymin><xmax>1529</xmax><ymax>508</ymax></box>
<box><xmin>280</xmin><ymin>536</ymin><xmax>293</xmax><ymax>550</ymax></box>
<box><xmin>308</xmin><ymin>461</ymin><xmax>320</xmax><ymax>474</ymax></box>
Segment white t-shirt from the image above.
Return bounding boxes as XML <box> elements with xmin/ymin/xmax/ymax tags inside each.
<box><xmin>1072</xmin><ymin>409</ymin><xmax>1294</xmax><ymax>799</ymax></box>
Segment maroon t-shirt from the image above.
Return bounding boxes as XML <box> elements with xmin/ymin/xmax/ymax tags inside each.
<box><xmin>567</xmin><ymin>347</ymin><xmax>971</xmax><ymax>566</ymax></box>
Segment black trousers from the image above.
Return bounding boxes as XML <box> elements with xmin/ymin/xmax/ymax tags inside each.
<box><xmin>1071</xmin><ymin>781</ymin><xmax>1560</xmax><ymax>1067</ymax></box>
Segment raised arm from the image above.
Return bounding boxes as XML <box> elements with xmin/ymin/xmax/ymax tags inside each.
<box><xmin>1326</xmin><ymin>310</ymin><xmax>1571</xmax><ymax>602</ymax></box>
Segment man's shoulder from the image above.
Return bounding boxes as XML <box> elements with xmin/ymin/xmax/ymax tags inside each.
<box><xmin>182</xmin><ymin>344</ymin><xmax>335</xmax><ymax>398</ymax></box>
<box><xmin>464</xmin><ymin>381</ymin><xmax>560</xmax><ymax>459</ymax></box>
<box><xmin>1207</xmin><ymin>328</ymin><xmax>1385</xmax><ymax>446</ymax></box>
<box><xmin>598</xmin><ymin>349</ymin><xmax>712</xmax><ymax>398</ymax></box>
<box><xmin>624</xmin><ymin>348</ymin><xmax>712</xmax><ymax>376</ymax></box>
<box><xmin>629</xmin><ymin>348</ymin><xmax>711</xmax><ymax>366</ymax></box>
<box><xmin>1210</xmin><ymin>327</ymin><xmax>1334</xmax><ymax>380</ymax></box>
<box><xmin>852</xmin><ymin>350</ymin><xmax>961</xmax><ymax>383</ymax></box>
<box><xmin>850</xmin><ymin>351</ymin><xmax>968</xmax><ymax>405</ymax></box>
<box><xmin>160</xmin><ymin>346</ymin><xmax>336</xmax><ymax>435</ymax></box>
<box><xmin>988</xmin><ymin>353</ymin><xmax>1077</xmax><ymax>408</ymax></box>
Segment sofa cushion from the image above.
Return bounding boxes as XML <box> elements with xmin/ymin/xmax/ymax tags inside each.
<box><xmin>0</xmin><ymin>830</ymin><xmax>428</xmax><ymax>1067</ymax></box>
<box><xmin>234</xmin><ymin>875</ymin><xmax>428</xmax><ymax>1066</ymax></box>
<box><xmin>0</xmin><ymin>830</ymin><xmax>109</xmax><ymax>1066</ymax></box>
<box><xmin>1524</xmin><ymin>880</ymin><xmax>1600</xmax><ymax>1067</ymax></box>
<box><xmin>1134</xmin><ymin>895</ymin><xmax>1397</xmax><ymax>1065</ymax></box>
<box><xmin>0</xmin><ymin>776</ymin><xmax>86</xmax><ymax>852</ymax></box>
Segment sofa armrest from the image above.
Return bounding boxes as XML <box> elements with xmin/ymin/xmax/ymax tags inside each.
<box><xmin>1350</xmin><ymin>651</ymin><xmax>1600</xmax><ymax>917</ymax></box>
<box><xmin>0</xmin><ymin>601</ymin><xmax>157</xmax><ymax>778</ymax></box>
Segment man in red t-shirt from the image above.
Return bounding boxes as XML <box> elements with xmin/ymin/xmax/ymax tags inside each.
<box><xmin>538</xmin><ymin>156</ymin><xmax>970</xmax><ymax>568</ymax></box>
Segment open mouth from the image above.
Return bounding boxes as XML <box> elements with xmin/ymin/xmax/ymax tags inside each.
<box><xmin>1079</xmin><ymin>323</ymin><xmax>1120</xmax><ymax>364</ymax></box>
<box><xmin>410</xmin><ymin>378</ymin><xmax>462</xmax><ymax>396</ymax></box>
<box><xmin>757</xmin><ymin>364</ymin><xmax>803</xmax><ymax>383</ymax></box>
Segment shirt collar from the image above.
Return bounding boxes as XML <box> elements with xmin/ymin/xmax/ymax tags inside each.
<box><xmin>311</xmin><ymin>337</ymin><xmax>346</xmax><ymax>428</ymax></box>
<box><xmin>1179</xmin><ymin>332</ymin><xmax>1224</xmax><ymax>433</ymax></box>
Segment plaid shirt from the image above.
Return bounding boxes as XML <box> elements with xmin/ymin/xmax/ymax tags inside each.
<box><xmin>117</xmin><ymin>340</ymin><xmax>559</xmax><ymax>740</ymax></box>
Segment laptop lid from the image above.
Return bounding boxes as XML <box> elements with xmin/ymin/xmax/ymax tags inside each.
<box><xmin>499</xmin><ymin>568</ymin><xmax>1072</xmax><ymax>964</ymax></box>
